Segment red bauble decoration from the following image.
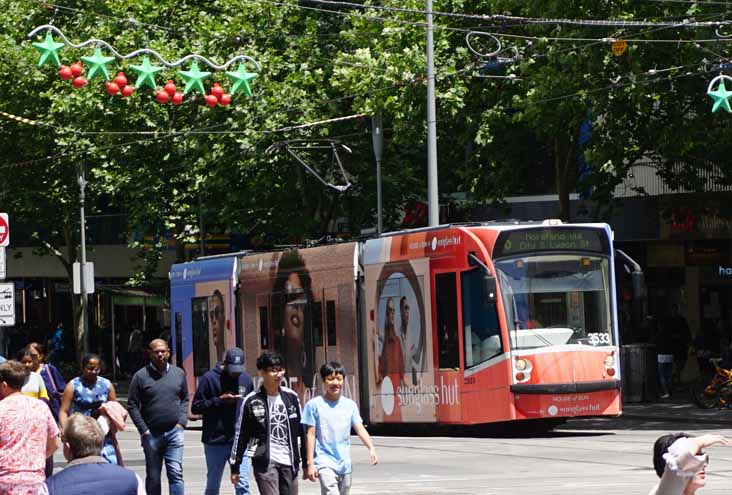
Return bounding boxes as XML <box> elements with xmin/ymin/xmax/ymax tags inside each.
<box><xmin>114</xmin><ymin>72</ymin><xmax>128</xmax><ymax>88</ymax></box>
<box><xmin>72</xmin><ymin>76</ymin><xmax>87</xmax><ymax>89</ymax></box>
<box><xmin>164</xmin><ymin>80</ymin><xmax>177</xmax><ymax>97</ymax></box>
<box><xmin>105</xmin><ymin>82</ymin><xmax>120</xmax><ymax>96</ymax></box>
<box><xmin>121</xmin><ymin>85</ymin><xmax>135</xmax><ymax>98</ymax></box>
<box><xmin>59</xmin><ymin>65</ymin><xmax>72</xmax><ymax>81</ymax></box>
<box><xmin>205</xmin><ymin>94</ymin><xmax>218</xmax><ymax>107</ymax></box>
<box><xmin>211</xmin><ymin>83</ymin><xmax>224</xmax><ymax>100</ymax></box>
<box><xmin>156</xmin><ymin>90</ymin><xmax>170</xmax><ymax>104</ymax></box>
<box><xmin>70</xmin><ymin>62</ymin><xmax>83</xmax><ymax>77</ymax></box>
<box><xmin>219</xmin><ymin>94</ymin><xmax>232</xmax><ymax>106</ymax></box>
<box><xmin>172</xmin><ymin>92</ymin><xmax>184</xmax><ymax>105</ymax></box>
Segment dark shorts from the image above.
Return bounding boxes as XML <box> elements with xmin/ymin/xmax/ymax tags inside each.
<box><xmin>254</xmin><ymin>462</ymin><xmax>298</xmax><ymax>495</ymax></box>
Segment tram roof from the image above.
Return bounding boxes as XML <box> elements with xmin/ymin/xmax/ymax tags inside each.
<box><xmin>379</xmin><ymin>220</ymin><xmax>611</xmax><ymax>237</ymax></box>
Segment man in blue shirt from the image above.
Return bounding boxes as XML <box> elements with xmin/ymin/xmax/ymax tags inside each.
<box><xmin>192</xmin><ymin>347</ymin><xmax>254</xmax><ymax>495</ymax></box>
<box><xmin>301</xmin><ymin>362</ymin><xmax>378</xmax><ymax>495</ymax></box>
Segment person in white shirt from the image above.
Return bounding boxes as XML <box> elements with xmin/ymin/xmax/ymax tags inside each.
<box><xmin>649</xmin><ymin>433</ymin><xmax>730</xmax><ymax>495</ymax></box>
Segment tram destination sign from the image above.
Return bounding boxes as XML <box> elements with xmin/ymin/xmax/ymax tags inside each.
<box><xmin>494</xmin><ymin>228</ymin><xmax>607</xmax><ymax>258</ymax></box>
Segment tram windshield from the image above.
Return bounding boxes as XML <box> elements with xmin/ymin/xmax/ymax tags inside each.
<box><xmin>495</xmin><ymin>254</ymin><xmax>613</xmax><ymax>350</ymax></box>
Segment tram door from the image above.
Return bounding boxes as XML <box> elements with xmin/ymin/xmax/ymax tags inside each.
<box><xmin>435</xmin><ymin>272</ymin><xmax>459</xmax><ymax>369</ymax></box>
<box><xmin>434</xmin><ymin>271</ymin><xmax>462</xmax><ymax>423</ymax></box>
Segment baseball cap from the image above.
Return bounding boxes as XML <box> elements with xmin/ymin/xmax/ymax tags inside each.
<box><xmin>223</xmin><ymin>347</ymin><xmax>245</xmax><ymax>373</ymax></box>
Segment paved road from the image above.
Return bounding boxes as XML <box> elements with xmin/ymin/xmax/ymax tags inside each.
<box><xmin>52</xmin><ymin>408</ymin><xmax>732</xmax><ymax>494</ymax></box>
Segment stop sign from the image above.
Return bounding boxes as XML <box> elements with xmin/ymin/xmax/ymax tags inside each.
<box><xmin>0</xmin><ymin>214</ymin><xmax>8</xmax><ymax>247</ymax></box>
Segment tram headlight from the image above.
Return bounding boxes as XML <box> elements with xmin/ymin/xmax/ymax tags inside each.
<box><xmin>604</xmin><ymin>355</ymin><xmax>615</xmax><ymax>368</ymax></box>
<box><xmin>513</xmin><ymin>357</ymin><xmax>533</xmax><ymax>383</ymax></box>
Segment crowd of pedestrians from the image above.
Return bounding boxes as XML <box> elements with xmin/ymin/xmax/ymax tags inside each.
<box><xmin>6</xmin><ymin>336</ymin><xmax>732</xmax><ymax>495</ymax></box>
<box><xmin>0</xmin><ymin>339</ymin><xmax>379</xmax><ymax>495</ymax></box>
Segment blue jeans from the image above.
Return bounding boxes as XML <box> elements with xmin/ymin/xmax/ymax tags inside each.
<box><xmin>142</xmin><ymin>427</ymin><xmax>185</xmax><ymax>495</ymax></box>
<box><xmin>658</xmin><ymin>361</ymin><xmax>674</xmax><ymax>396</ymax></box>
<box><xmin>204</xmin><ymin>442</ymin><xmax>250</xmax><ymax>495</ymax></box>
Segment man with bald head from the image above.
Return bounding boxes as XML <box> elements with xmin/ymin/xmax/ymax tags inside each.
<box><xmin>127</xmin><ymin>339</ymin><xmax>189</xmax><ymax>495</ymax></box>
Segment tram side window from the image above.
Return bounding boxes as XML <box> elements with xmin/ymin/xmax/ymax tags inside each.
<box><xmin>174</xmin><ymin>312</ymin><xmax>183</xmax><ymax>368</ymax></box>
<box><xmin>258</xmin><ymin>306</ymin><xmax>269</xmax><ymax>349</ymax></box>
<box><xmin>436</xmin><ymin>272</ymin><xmax>459</xmax><ymax>369</ymax></box>
<box><xmin>312</xmin><ymin>301</ymin><xmax>323</xmax><ymax>347</ymax></box>
<box><xmin>326</xmin><ymin>300</ymin><xmax>337</xmax><ymax>346</ymax></box>
<box><xmin>271</xmin><ymin>293</ymin><xmax>284</xmax><ymax>352</ymax></box>
<box><xmin>191</xmin><ymin>297</ymin><xmax>209</xmax><ymax>377</ymax></box>
<box><xmin>462</xmin><ymin>269</ymin><xmax>502</xmax><ymax>368</ymax></box>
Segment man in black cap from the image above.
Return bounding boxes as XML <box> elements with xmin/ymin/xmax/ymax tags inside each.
<box><xmin>192</xmin><ymin>347</ymin><xmax>254</xmax><ymax>495</ymax></box>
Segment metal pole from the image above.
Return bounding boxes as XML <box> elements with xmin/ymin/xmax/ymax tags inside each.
<box><xmin>78</xmin><ymin>164</ymin><xmax>89</xmax><ymax>352</ymax></box>
<box><xmin>426</xmin><ymin>0</ymin><xmax>439</xmax><ymax>226</ymax></box>
<box><xmin>371</xmin><ymin>113</ymin><xmax>384</xmax><ymax>235</ymax></box>
<box><xmin>111</xmin><ymin>297</ymin><xmax>117</xmax><ymax>383</ymax></box>
<box><xmin>198</xmin><ymin>192</ymin><xmax>206</xmax><ymax>256</ymax></box>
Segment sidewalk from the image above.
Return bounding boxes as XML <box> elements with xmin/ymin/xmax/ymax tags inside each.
<box><xmin>622</xmin><ymin>394</ymin><xmax>732</xmax><ymax>424</ymax></box>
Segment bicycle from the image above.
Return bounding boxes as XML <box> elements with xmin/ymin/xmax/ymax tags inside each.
<box><xmin>691</xmin><ymin>358</ymin><xmax>732</xmax><ymax>409</ymax></box>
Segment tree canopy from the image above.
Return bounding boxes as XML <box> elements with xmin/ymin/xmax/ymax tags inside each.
<box><xmin>2</xmin><ymin>0</ymin><xmax>732</xmax><ymax>261</ymax></box>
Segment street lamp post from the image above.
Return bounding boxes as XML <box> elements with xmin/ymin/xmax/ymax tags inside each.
<box><xmin>426</xmin><ymin>0</ymin><xmax>439</xmax><ymax>226</ymax></box>
<box><xmin>371</xmin><ymin>112</ymin><xmax>384</xmax><ymax>235</ymax></box>
<box><xmin>77</xmin><ymin>164</ymin><xmax>89</xmax><ymax>353</ymax></box>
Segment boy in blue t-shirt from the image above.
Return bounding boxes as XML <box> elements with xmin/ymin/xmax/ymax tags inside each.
<box><xmin>301</xmin><ymin>362</ymin><xmax>378</xmax><ymax>495</ymax></box>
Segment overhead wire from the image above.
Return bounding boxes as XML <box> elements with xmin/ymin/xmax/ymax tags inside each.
<box><xmin>301</xmin><ymin>0</ymin><xmax>732</xmax><ymax>27</ymax></box>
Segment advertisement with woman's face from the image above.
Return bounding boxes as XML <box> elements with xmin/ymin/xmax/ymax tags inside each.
<box><xmin>272</xmin><ymin>252</ymin><xmax>314</xmax><ymax>397</ymax></box>
<box><xmin>368</xmin><ymin>259</ymin><xmax>436</xmax><ymax>423</ymax></box>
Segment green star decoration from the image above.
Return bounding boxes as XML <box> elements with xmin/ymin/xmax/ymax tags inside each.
<box><xmin>178</xmin><ymin>61</ymin><xmax>211</xmax><ymax>95</ymax></box>
<box><xmin>32</xmin><ymin>32</ymin><xmax>65</xmax><ymax>68</ymax></box>
<box><xmin>708</xmin><ymin>80</ymin><xmax>732</xmax><ymax>113</ymax></box>
<box><xmin>226</xmin><ymin>64</ymin><xmax>258</xmax><ymax>97</ymax></box>
<box><xmin>131</xmin><ymin>56</ymin><xmax>164</xmax><ymax>90</ymax></box>
<box><xmin>81</xmin><ymin>48</ymin><xmax>115</xmax><ymax>81</ymax></box>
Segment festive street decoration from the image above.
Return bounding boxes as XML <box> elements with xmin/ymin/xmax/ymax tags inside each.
<box><xmin>81</xmin><ymin>48</ymin><xmax>115</xmax><ymax>81</ymax></box>
<box><xmin>226</xmin><ymin>64</ymin><xmax>258</xmax><ymax>96</ymax></box>
<box><xmin>131</xmin><ymin>57</ymin><xmax>164</xmax><ymax>90</ymax></box>
<box><xmin>58</xmin><ymin>65</ymin><xmax>72</xmax><ymax>80</ymax></box>
<box><xmin>32</xmin><ymin>32</ymin><xmax>65</xmax><ymax>68</ymax></box>
<box><xmin>179</xmin><ymin>61</ymin><xmax>211</xmax><ymax>95</ymax></box>
<box><xmin>707</xmin><ymin>75</ymin><xmax>732</xmax><ymax>113</ymax></box>
<box><xmin>28</xmin><ymin>25</ymin><xmax>261</xmax><ymax>108</ymax></box>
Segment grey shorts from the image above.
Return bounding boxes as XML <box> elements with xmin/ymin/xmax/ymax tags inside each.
<box><xmin>318</xmin><ymin>467</ymin><xmax>352</xmax><ymax>495</ymax></box>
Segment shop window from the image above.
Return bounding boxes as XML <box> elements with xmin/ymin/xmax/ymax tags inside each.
<box><xmin>462</xmin><ymin>269</ymin><xmax>502</xmax><ymax>368</ymax></box>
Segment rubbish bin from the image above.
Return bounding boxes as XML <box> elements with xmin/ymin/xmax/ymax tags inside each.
<box><xmin>621</xmin><ymin>344</ymin><xmax>658</xmax><ymax>403</ymax></box>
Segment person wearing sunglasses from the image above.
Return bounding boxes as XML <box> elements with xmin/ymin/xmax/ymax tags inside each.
<box><xmin>650</xmin><ymin>433</ymin><xmax>730</xmax><ymax>495</ymax></box>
